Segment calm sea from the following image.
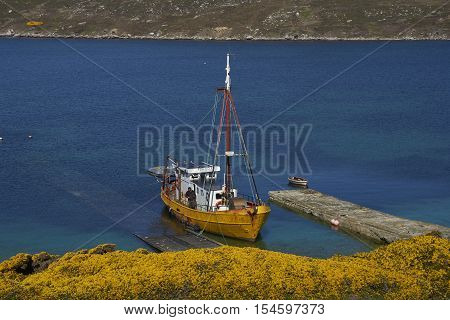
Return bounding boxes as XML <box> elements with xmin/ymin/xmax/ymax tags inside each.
<box><xmin>0</xmin><ymin>38</ymin><xmax>449</xmax><ymax>260</ymax></box>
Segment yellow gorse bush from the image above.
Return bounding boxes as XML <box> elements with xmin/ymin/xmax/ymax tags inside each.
<box><xmin>0</xmin><ymin>235</ymin><xmax>448</xmax><ymax>299</ymax></box>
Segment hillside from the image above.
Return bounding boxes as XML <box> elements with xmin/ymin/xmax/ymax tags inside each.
<box><xmin>0</xmin><ymin>235</ymin><xmax>448</xmax><ymax>299</ymax></box>
<box><xmin>0</xmin><ymin>0</ymin><xmax>448</xmax><ymax>40</ymax></box>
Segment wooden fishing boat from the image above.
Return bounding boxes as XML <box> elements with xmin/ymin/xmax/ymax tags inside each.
<box><xmin>288</xmin><ymin>176</ymin><xmax>308</xmax><ymax>187</ymax></box>
<box><xmin>159</xmin><ymin>54</ymin><xmax>270</xmax><ymax>241</ymax></box>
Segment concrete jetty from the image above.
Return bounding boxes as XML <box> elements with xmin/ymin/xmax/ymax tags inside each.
<box><xmin>269</xmin><ymin>189</ymin><xmax>450</xmax><ymax>244</ymax></box>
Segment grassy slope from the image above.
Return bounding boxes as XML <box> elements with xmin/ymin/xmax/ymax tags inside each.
<box><xmin>0</xmin><ymin>235</ymin><xmax>448</xmax><ymax>299</ymax></box>
<box><xmin>0</xmin><ymin>0</ymin><xmax>448</xmax><ymax>39</ymax></box>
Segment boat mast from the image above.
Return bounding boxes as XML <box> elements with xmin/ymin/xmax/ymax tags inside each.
<box><xmin>224</xmin><ymin>54</ymin><xmax>233</xmax><ymax>203</ymax></box>
<box><xmin>211</xmin><ymin>54</ymin><xmax>261</xmax><ymax>207</ymax></box>
<box><xmin>225</xmin><ymin>54</ymin><xmax>231</xmax><ymax>91</ymax></box>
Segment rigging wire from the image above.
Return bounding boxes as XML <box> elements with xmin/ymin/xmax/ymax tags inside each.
<box><xmin>196</xmin><ymin>91</ymin><xmax>225</xmax><ymax>237</ymax></box>
<box><xmin>215</xmin><ymin>212</ymin><xmax>229</xmax><ymax>246</ymax></box>
<box><xmin>197</xmin><ymin>95</ymin><xmax>221</xmax><ymax>126</ymax></box>
<box><xmin>206</xmin><ymin>92</ymin><xmax>226</xmax><ymax>212</ymax></box>
<box><xmin>229</xmin><ymin>95</ymin><xmax>261</xmax><ymax>204</ymax></box>
<box><xmin>203</xmin><ymin>92</ymin><xmax>220</xmax><ymax>189</ymax></box>
<box><xmin>197</xmin><ymin>93</ymin><xmax>222</xmax><ymax>236</ymax></box>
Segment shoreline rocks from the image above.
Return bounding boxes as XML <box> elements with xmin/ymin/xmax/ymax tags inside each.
<box><xmin>0</xmin><ymin>32</ymin><xmax>448</xmax><ymax>41</ymax></box>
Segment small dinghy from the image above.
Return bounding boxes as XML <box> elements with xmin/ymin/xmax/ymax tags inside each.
<box><xmin>288</xmin><ymin>176</ymin><xmax>308</xmax><ymax>187</ymax></box>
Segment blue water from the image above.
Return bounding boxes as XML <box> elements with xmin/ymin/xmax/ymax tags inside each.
<box><xmin>1</xmin><ymin>39</ymin><xmax>449</xmax><ymax>260</ymax></box>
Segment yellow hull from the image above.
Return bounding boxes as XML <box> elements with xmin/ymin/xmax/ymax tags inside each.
<box><xmin>161</xmin><ymin>191</ymin><xmax>270</xmax><ymax>241</ymax></box>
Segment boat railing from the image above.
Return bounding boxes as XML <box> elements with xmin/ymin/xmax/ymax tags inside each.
<box><xmin>196</xmin><ymin>204</ymin><xmax>210</xmax><ymax>212</ymax></box>
<box><xmin>237</xmin><ymin>193</ymin><xmax>257</xmax><ymax>203</ymax></box>
<box><xmin>238</xmin><ymin>193</ymin><xmax>268</xmax><ymax>206</ymax></box>
<box><xmin>169</xmin><ymin>195</ymin><xmax>211</xmax><ymax>212</ymax></box>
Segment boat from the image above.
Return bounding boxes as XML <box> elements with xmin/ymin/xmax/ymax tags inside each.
<box><xmin>288</xmin><ymin>176</ymin><xmax>308</xmax><ymax>187</ymax></box>
<box><xmin>158</xmin><ymin>54</ymin><xmax>270</xmax><ymax>241</ymax></box>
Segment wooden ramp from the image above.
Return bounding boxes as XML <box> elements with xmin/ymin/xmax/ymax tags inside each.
<box><xmin>135</xmin><ymin>231</ymin><xmax>222</xmax><ymax>252</ymax></box>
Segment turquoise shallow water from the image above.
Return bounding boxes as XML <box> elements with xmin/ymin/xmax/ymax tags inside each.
<box><xmin>0</xmin><ymin>39</ymin><xmax>449</xmax><ymax>260</ymax></box>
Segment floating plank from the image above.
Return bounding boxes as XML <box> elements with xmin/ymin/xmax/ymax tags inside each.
<box><xmin>185</xmin><ymin>229</ymin><xmax>224</xmax><ymax>247</ymax></box>
<box><xmin>134</xmin><ymin>232</ymin><xmax>222</xmax><ymax>252</ymax></box>
<box><xmin>269</xmin><ymin>189</ymin><xmax>450</xmax><ymax>244</ymax></box>
<box><xmin>135</xmin><ymin>235</ymin><xmax>190</xmax><ymax>252</ymax></box>
<box><xmin>175</xmin><ymin>234</ymin><xmax>220</xmax><ymax>249</ymax></box>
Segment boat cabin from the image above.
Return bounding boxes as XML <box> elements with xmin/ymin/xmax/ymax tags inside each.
<box><xmin>176</xmin><ymin>163</ymin><xmax>238</xmax><ymax>212</ymax></box>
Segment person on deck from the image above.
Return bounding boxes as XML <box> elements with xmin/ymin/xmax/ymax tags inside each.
<box><xmin>185</xmin><ymin>187</ymin><xmax>197</xmax><ymax>209</ymax></box>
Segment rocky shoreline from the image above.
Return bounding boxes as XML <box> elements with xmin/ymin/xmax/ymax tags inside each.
<box><xmin>1</xmin><ymin>0</ymin><xmax>448</xmax><ymax>42</ymax></box>
<box><xmin>1</xmin><ymin>32</ymin><xmax>448</xmax><ymax>41</ymax></box>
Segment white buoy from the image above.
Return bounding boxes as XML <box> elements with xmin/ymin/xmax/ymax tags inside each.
<box><xmin>0</xmin><ymin>137</ymin><xmax>3</xmax><ymax>141</ymax></box>
<box><xmin>28</xmin><ymin>135</ymin><xmax>32</xmax><ymax>139</ymax></box>
<box><xmin>331</xmin><ymin>218</ymin><xmax>340</xmax><ymax>226</ymax></box>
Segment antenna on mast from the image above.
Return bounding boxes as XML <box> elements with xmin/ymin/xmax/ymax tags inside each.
<box><xmin>225</xmin><ymin>53</ymin><xmax>231</xmax><ymax>91</ymax></box>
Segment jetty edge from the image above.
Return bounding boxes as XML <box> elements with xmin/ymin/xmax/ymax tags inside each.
<box><xmin>268</xmin><ymin>189</ymin><xmax>450</xmax><ymax>244</ymax></box>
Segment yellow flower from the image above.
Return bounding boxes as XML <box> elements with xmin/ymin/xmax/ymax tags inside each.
<box><xmin>0</xmin><ymin>235</ymin><xmax>448</xmax><ymax>299</ymax></box>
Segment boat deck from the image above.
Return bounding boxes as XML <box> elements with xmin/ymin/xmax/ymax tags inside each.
<box><xmin>134</xmin><ymin>230</ymin><xmax>222</xmax><ymax>252</ymax></box>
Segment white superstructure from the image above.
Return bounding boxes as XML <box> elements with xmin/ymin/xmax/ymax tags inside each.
<box><xmin>176</xmin><ymin>163</ymin><xmax>237</xmax><ymax>211</ymax></box>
